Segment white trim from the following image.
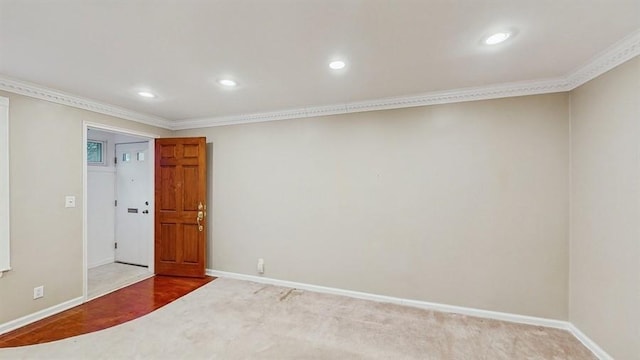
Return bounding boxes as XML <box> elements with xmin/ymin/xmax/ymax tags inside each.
<box><xmin>174</xmin><ymin>29</ymin><xmax>640</xmax><ymax>130</ymax></box>
<box><xmin>1</xmin><ymin>31</ymin><xmax>639</xmax><ymax>131</ymax></box>
<box><xmin>0</xmin><ymin>296</ymin><xmax>83</xmax><ymax>336</ymax></box>
<box><xmin>0</xmin><ymin>267</ymin><xmax>609</xmax><ymax>359</ymax></box>
<box><xmin>172</xmin><ymin>77</ymin><xmax>569</xmax><ymax>130</ymax></box>
<box><xmin>145</xmin><ymin>141</ymin><xmax>155</xmax><ymax>275</ymax></box>
<box><xmin>568</xmin><ymin>82</ymin><xmax>574</xmax><ymax>330</ymax></box>
<box><xmin>83</xmin><ymin>122</ymin><xmax>162</xmax><ymax>140</ymax></box>
<box><xmin>82</xmin><ymin>123</ymin><xmax>88</xmax><ymax>300</ymax></box>
<box><xmin>567</xmin><ymin>323</ymin><xmax>614</xmax><ymax>360</ymax></box>
<box><xmin>0</xmin><ymin>76</ymin><xmax>172</xmax><ymax>129</ymax></box>
<box><xmin>206</xmin><ymin>270</ymin><xmax>567</xmax><ymax>329</ymax></box>
<box><xmin>88</xmin><ymin>257</ymin><xmax>116</xmax><ymax>269</ymax></box>
<box><xmin>0</xmin><ymin>97</ymin><xmax>10</xmax><ymax>274</ymax></box>
<box><xmin>208</xmin><ymin>270</ymin><xmax>611</xmax><ymax>359</ymax></box>
<box><xmin>565</xmin><ymin>28</ymin><xmax>640</xmax><ymax>89</ymax></box>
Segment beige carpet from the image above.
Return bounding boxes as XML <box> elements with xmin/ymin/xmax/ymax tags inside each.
<box><xmin>0</xmin><ymin>278</ymin><xmax>595</xmax><ymax>359</ymax></box>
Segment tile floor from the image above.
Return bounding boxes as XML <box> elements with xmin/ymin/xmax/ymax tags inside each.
<box><xmin>87</xmin><ymin>262</ymin><xmax>152</xmax><ymax>300</ymax></box>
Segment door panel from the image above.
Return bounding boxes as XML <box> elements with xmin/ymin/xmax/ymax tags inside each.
<box><xmin>155</xmin><ymin>137</ymin><xmax>207</xmax><ymax>277</ymax></box>
<box><xmin>160</xmin><ymin>166</ymin><xmax>177</xmax><ymax>210</ymax></box>
<box><xmin>183</xmin><ymin>225</ymin><xmax>200</xmax><ymax>263</ymax></box>
<box><xmin>183</xmin><ymin>166</ymin><xmax>199</xmax><ymax>209</ymax></box>
<box><xmin>183</xmin><ymin>144</ymin><xmax>200</xmax><ymax>158</ymax></box>
<box><xmin>161</xmin><ymin>144</ymin><xmax>176</xmax><ymax>158</ymax></box>
<box><xmin>160</xmin><ymin>223</ymin><xmax>177</xmax><ymax>262</ymax></box>
<box><xmin>115</xmin><ymin>142</ymin><xmax>151</xmax><ymax>266</ymax></box>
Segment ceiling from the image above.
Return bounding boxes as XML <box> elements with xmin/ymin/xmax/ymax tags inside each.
<box><xmin>0</xmin><ymin>0</ymin><xmax>639</xmax><ymax>128</ymax></box>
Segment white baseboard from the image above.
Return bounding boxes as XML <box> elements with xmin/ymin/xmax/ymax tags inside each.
<box><xmin>0</xmin><ymin>296</ymin><xmax>83</xmax><ymax>336</ymax></box>
<box><xmin>88</xmin><ymin>257</ymin><xmax>115</xmax><ymax>269</ymax></box>
<box><xmin>207</xmin><ymin>270</ymin><xmax>565</xmax><ymax>328</ymax></box>
<box><xmin>0</xmin><ymin>270</ymin><xmax>610</xmax><ymax>360</ymax></box>
<box><xmin>207</xmin><ymin>269</ymin><xmax>610</xmax><ymax>360</ymax></box>
<box><xmin>567</xmin><ymin>323</ymin><xmax>613</xmax><ymax>360</ymax></box>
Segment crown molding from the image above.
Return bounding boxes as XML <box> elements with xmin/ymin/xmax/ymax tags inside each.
<box><xmin>0</xmin><ymin>76</ymin><xmax>173</xmax><ymax>129</ymax></box>
<box><xmin>172</xmin><ymin>29</ymin><xmax>640</xmax><ymax>130</ymax></box>
<box><xmin>1</xmin><ymin>30</ymin><xmax>638</xmax><ymax>131</ymax></box>
<box><xmin>565</xmin><ymin>28</ymin><xmax>640</xmax><ymax>90</ymax></box>
<box><xmin>171</xmin><ymin>77</ymin><xmax>572</xmax><ymax>130</ymax></box>
<box><xmin>172</xmin><ymin>77</ymin><xmax>571</xmax><ymax>130</ymax></box>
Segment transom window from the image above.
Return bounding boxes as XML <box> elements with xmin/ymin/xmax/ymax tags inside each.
<box><xmin>87</xmin><ymin>140</ymin><xmax>106</xmax><ymax>166</ymax></box>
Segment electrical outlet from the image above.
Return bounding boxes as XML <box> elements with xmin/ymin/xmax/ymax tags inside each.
<box><xmin>33</xmin><ymin>286</ymin><xmax>44</xmax><ymax>299</ymax></box>
<box><xmin>257</xmin><ymin>258</ymin><xmax>265</xmax><ymax>274</ymax></box>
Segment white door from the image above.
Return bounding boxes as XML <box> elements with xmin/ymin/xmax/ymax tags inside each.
<box><xmin>115</xmin><ymin>142</ymin><xmax>151</xmax><ymax>266</ymax></box>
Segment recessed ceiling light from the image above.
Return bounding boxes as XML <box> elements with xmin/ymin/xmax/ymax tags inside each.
<box><xmin>137</xmin><ymin>91</ymin><xmax>156</xmax><ymax>98</ymax></box>
<box><xmin>484</xmin><ymin>32</ymin><xmax>511</xmax><ymax>45</ymax></box>
<box><xmin>329</xmin><ymin>60</ymin><xmax>346</xmax><ymax>70</ymax></box>
<box><xmin>218</xmin><ymin>79</ymin><xmax>237</xmax><ymax>87</ymax></box>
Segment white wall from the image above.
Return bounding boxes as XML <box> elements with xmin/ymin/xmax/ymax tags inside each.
<box><xmin>87</xmin><ymin>168</ymin><xmax>116</xmax><ymax>268</ymax></box>
<box><xmin>569</xmin><ymin>57</ymin><xmax>640</xmax><ymax>360</ymax></box>
<box><xmin>0</xmin><ymin>90</ymin><xmax>171</xmax><ymax>325</ymax></box>
<box><xmin>177</xmin><ymin>93</ymin><xmax>570</xmax><ymax>320</ymax></box>
<box><xmin>87</xmin><ymin>129</ymin><xmax>116</xmax><ymax>268</ymax></box>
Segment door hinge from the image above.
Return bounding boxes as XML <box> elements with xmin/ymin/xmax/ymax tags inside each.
<box><xmin>114</xmin><ymin>156</ymin><xmax>117</xmax><ymax>164</ymax></box>
<box><xmin>115</xmin><ymin>200</ymin><xmax>118</xmax><ymax>207</ymax></box>
<box><xmin>114</xmin><ymin>242</ymin><xmax>118</xmax><ymax>249</ymax></box>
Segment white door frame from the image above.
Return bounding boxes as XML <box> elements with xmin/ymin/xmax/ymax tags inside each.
<box><xmin>0</xmin><ymin>97</ymin><xmax>10</xmax><ymax>275</ymax></box>
<box><xmin>82</xmin><ymin>121</ymin><xmax>159</xmax><ymax>302</ymax></box>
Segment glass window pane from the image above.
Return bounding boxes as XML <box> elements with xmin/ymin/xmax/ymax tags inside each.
<box><xmin>87</xmin><ymin>141</ymin><xmax>103</xmax><ymax>163</ymax></box>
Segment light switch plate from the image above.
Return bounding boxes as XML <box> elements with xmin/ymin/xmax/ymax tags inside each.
<box><xmin>33</xmin><ymin>285</ymin><xmax>44</xmax><ymax>299</ymax></box>
<box><xmin>65</xmin><ymin>195</ymin><xmax>76</xmax><ymax>208</ymax></box>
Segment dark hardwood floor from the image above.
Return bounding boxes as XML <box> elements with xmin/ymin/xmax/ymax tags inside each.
<box><xmin>0</xmin><ymin>275</ymin><xmax>215</xmax><ymax>348</ymax></box>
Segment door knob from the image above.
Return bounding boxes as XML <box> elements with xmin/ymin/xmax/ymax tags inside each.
<box><xmin>197</xmin><ymin>210</ymin><xmax>204</xmax><ymax>231</ymax></box>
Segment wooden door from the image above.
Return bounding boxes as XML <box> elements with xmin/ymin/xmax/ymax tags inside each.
<box><xmin>155</xmin><ymin>137</ymin><xmax>207</xmax><ymax>277</ymax></box>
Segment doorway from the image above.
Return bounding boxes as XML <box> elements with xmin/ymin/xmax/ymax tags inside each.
<box><xmin>115</xmin><ymin>142</ymin><xmax>152</xmax><ymax>266</ymax></box>
<box><xmin>83</xmin><ymin>124</ymin><xmax>157</xmax><ymax>301</ymax></box>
